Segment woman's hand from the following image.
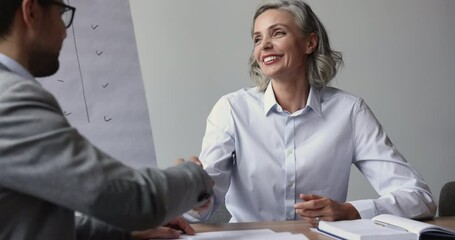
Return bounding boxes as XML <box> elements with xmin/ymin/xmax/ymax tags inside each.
<box><xmin>175</xmin><ymin>156</ymin><xmax>213</xmax><ymax>213</ymax></box>
<box><xmin>294</xmin><ymin>194</ymin><xmax>360</xmax><ymax>227</ymax></box>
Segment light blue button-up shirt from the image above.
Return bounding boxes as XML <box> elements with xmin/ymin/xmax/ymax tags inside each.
<box><xmin>0</xmin><ymin>53</ymin><xmax>34</xmax><ymax>80</ymax></box>
<box><xmin>194</xmin><ymin>82</ymin><xmax>436</xmax><ymax>222</ymax></box>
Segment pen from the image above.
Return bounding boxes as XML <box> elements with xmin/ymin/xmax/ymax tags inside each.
<box><xmin>373</xmin><ymin>220</ymin><xmax>409</xmax><ymax>232</ymax></box>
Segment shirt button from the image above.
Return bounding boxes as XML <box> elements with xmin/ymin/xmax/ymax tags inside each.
<box><xmin>287</xmin><ymin>149</ymin><xmax>293</xmax><ymax>155</ymax></box>
<box><xmin>288</xmin><ymin>181</ymin><xmax>294</xmax><ymax>188</ymax></box>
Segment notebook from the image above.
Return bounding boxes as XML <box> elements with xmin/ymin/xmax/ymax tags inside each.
<box><xmin>318</xmin><ymin>214</ymin><xmax>455</xmax><ymax>240</ymax></box>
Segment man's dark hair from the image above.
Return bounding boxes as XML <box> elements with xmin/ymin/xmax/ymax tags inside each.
<box><xmin>0</xmin><ymin>0</ymin><xmax>54</xmax><ymax>39</ymax></box>
<box><xmin>0</xmin><ymin>0</ymin><xmax>22</xmax><ymax>38</ymax></box>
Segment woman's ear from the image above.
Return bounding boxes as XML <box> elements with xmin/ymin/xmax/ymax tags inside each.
<box><xmin>305</xmin><ymin>32</ymin><xmax>318</xmax><ymax>54</ymax></box>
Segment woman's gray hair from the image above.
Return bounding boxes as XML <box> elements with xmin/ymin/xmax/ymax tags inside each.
<box><xmin>249</xmin><ymin>0</ymin><xmax>343</xmax><ymax>91</ymax></box>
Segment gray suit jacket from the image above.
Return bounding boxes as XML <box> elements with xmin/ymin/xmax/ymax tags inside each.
<box><xmin>0</xmin><ymin>63</ymin><xmax>212</xmax><ymax>240</ymax></box>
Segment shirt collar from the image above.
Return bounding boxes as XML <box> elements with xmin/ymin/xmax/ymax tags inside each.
<box><xmin>307</xmin><ymin>86</ymin><xmax>322</xmax><ymax>117</ymax></box>
<box><xmin>0</xmin><ymin>53</ymin><xmax>35</xmax><ymax>80</ymax></box>
<box><xmin>263</xmin><ymin>81</ymin><xmax>277</xmax><ymax>115</ymax></box>
<box><xmin>263</xmin><ymin>80</ymin><xmax>323</xmax><ymax>117</ymax></box>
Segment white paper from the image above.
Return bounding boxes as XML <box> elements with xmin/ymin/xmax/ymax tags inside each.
<box><xmin>38</xmin><ymin>0</ymin><xmax>156</xmax><ymax>168</ymax></box>
<box><xmin>167</xmin><ymin>229</ymin><xmax>309</xmax><ymax>240</ymax></box>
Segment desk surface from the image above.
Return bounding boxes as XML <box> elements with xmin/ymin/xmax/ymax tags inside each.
<box><xmin>191</xmin><ymin>217</ymin><xmax>455</xmax><ymax>240</ymax></box>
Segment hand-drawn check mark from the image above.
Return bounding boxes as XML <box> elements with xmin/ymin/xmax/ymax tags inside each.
<box><xmin>104</xmin><ymin>116</ymin><xmax>112</xmax><ymax>122</ymax></box>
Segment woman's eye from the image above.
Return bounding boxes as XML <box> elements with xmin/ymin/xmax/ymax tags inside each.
<box><xmin>253</xmin><ymin>37</ymin><xmax>262</xmax><ymax>45</ymax></box>
<box><xmin>274</xmin><ymin>31</ymin><xmax>285</xmax><ymax>37</ymax></box>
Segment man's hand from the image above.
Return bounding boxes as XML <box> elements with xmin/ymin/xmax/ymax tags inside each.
<box><xmin>175</xmin><ymin>156</ymin><xmax>213</xmax><ymax>212</ymax></box>
<box><xmin>193</xmin><ymin>197</ymin><xmax>212</xmax><ymax>212</ymax></box>
<box><xmin>131</xmin><ymin>216</ymin><xmax>195</xmax><ymax>239</ymax></box>
<box><xmin>175</xmin><ymin>156</ymin><xmax>203</xmax><ymax>167</ymax></box>
<box><xmin>294</xmin><ymin>194</ymin><xmax>360</xmax><ymax>227</ymax></box>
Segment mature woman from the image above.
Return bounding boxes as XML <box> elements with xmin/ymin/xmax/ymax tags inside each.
<box><xmin>188</xmin><ymin>0</ymin><xmax>436</xmax><ymax>225</ymax></box>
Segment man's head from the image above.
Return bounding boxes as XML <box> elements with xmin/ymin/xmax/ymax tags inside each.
<box><xmin>0</xmin><ymin>0</ymin><xmax>75</xmax><ymax>77</ymax></box>
<box><xmin>0</xmin><ymin>0</ymin><xmax>23</xmax><ymax>38</ymax></box>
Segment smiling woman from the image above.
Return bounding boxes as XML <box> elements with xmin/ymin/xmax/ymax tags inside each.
<box><xmin>131</xmin><ymin>0</ymin><xmax>455</xmax><ymax>225</ymax></box>
<box><xmin>249</xmin><ymin>1</ymin><xmax>342</xmax><ymax>92</ymax></box>
<box><xmin>184</xmin><ymin>0</ymin><xmax>436</xmax><ymax>226</ymax></box>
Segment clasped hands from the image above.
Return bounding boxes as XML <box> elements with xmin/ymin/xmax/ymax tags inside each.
<box><xmin>294</xmin><ymin>193</ymin><xmax>360</xmax><ymax>227</ymax></box>
<box><xmin>176</xmin><ymin>156</ymin><xmax>213</xmax><ymax>212</ymax></box>
<box><xmin>131</xmin><ymin>156</ymin><xmax>208</xmax><ymax>239</ymax></box>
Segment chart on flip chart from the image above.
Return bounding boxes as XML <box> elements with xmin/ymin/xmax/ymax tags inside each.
<box><xmin>38</xmin><ymin>0</ymin><xmax>156</xmax><ymax>168</ymax></box>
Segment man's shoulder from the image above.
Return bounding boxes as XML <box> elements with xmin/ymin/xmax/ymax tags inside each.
<box><xmin>0</xmin><ymin>68</ymin><xmax>47</xmax><ymax>97</ymax></box>
<box><xmin>0</xmin><ymin>68</ymin><xmax>33</xmax><ymax>90</ymax></box>
<box><xmin>0</xmin><ymin>67</ymin><xmax>21</xmax><ymax>84</ymax></box>
<box><xmin>0</xmin><ymin>68</ymin><xmax>61</xmax><ymax>115</ymax></box>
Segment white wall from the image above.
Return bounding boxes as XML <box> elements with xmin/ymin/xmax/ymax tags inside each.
<box><xmin>130</xmin><ymin>0</ymin><xmax>455</xmax><ymax>209</ymax></box>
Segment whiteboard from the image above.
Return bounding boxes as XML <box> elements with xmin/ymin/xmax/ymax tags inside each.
<box><xmin>38</xmin><ymin>0</ymin><xmax>156</xmax><ymax>168</ymax></box>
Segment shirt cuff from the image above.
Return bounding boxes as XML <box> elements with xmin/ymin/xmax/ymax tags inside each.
<box><xmin>184</xmin><ymin>196</ymin><xmax>214</xmax><ymax>222</ymax></box>
<box><xmin>348</xmin><ymin>199</ymin><xmax>378</xmax><ymax>219</ymax></box>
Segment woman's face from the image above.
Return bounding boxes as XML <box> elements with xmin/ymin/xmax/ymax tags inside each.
<box><xmin>253</xmin><ymin>9</ymin><xmax>310</xmax><ymax>81</ymax></box>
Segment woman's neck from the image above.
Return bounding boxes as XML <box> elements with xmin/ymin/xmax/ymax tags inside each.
<box><xmin>271</xmin><ymin>78</ymin><xmax>310</xmax><ymax>114</ymax></box>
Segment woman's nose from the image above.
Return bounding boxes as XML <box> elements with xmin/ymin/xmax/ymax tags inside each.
<box><xmin>261</xmin><ymin>37</ymin><xmax>272</xmax><ymax>50</ymax></box>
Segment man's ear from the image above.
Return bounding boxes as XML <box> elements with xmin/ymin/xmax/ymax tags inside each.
<box><xmin>20</xmin><ymin>0</ymin><xmax>41</xmax><ymax>30</ymax></box>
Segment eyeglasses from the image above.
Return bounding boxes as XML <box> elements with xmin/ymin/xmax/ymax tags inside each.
<box><xmin>51</xmin><ymin>1</ymin><xmax>76</xmax><ymax>28</ymax></box>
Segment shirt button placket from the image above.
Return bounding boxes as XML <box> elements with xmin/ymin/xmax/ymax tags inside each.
<box><xmin>284</xmin><ymin>116</ymin><xmax>296</xmax><ymax>220</ymax></box>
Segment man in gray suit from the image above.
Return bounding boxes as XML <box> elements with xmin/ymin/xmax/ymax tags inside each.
<box><xmin>0</xmin><ymin>0</ymin><xmax>213</xmax><ymax>239</ymax></box>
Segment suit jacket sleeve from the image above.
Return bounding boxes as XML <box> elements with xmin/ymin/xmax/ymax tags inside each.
<box><xmin>75</xmin><ymin>214</ymin><xmax>131</xmax><ymax>240</ymax></box>
<box><xmin>0</xmin><ymin>71</ymin><xmax>213</xmax><ymax>231</ymax></box>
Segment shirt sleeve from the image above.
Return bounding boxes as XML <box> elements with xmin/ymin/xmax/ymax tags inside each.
<box><xmin>186</xmin><ymin>96</ymin><xmax>236</xmax><ymax>221</ymax></box>
<box><xmin>0</xmin><ymin>75</ymin><xmax>213</xmax><ymax>231</ymax></box>
<box><xmin>349</xmin><ymin>99</ymin><xmax>437</xmax><ymax>219</ymax></box>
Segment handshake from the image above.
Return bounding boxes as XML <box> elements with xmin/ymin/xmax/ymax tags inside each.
<box><xmin>131</xmin><ymin>156</ymin><xmax>213</xmax><ymax>239</ymax></box>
